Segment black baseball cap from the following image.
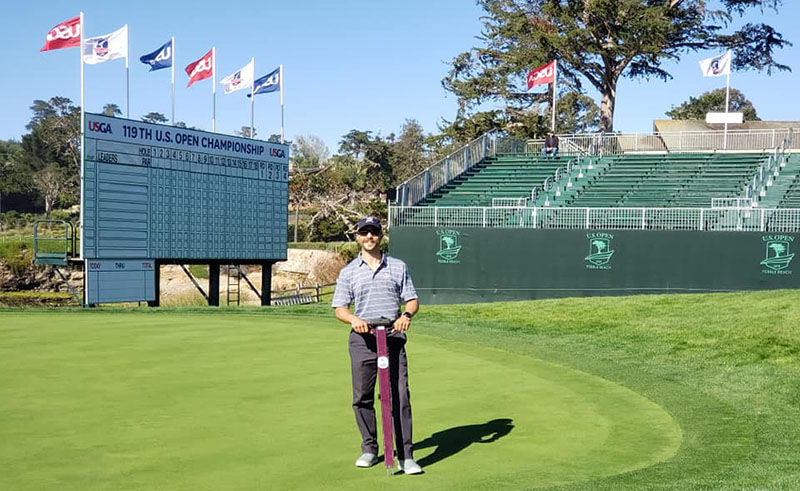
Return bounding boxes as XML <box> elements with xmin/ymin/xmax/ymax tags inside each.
<box><xmin>355</xmin><ymin>216</ymin><xmax>383</xmax><ymax>234</ymax></box>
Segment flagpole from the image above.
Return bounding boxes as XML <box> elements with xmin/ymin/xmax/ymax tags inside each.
<box><xmin>724</xmin><ymin>53</ymin><xmax>731</xmax><ymax>150</ymax></box>
<box><xmin>212</xmin><ymin>46</ymin><xmax>216</xmax><ymax>132</ymax></box>
<box><xmin>551</xmin><ymin>60</ymin><xmax>557</xmax><ymax>132</ymax></box>
<box><xmin>125</xmin><ymin>25</ymin><xmax>130</xmax><ymax>118</ymax></box>
<box><xmin>79</xmin><ymin>11</ymin><xmax>85</xmax><ymax>261</ymax></box>
<box><xmin>250</xmin><ymin>58</ymin><xmax>255</xmax><ymax>138</ymax></box>
<box><xmin>171</xmin><ymin>36</ymin><xmax>175</xmax><ymax>125</ymax></box>
<box><xmin>280</xmin><ymin>64</ymin><xmax>284</xmax><ymax>143</ymax></box>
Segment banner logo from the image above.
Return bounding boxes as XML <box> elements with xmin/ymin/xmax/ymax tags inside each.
<box><xmin>93</xmin><ymin>38</ymin><xmax>109</xmax><ymax>57</ymax></box>
<box><xmin>436</xmin><ymin>229</ymin><xmax>462</xmax><ymax>264</ymax></box>
<box><xmin>88</xmin><ymin>121</ymin><xmax>113</xmax><ymax>134</ymax></box>
<box><xmin>47</xmin><ymin>24</ymin><xmax>80</xmax><ymax>41</ymax></box>
<box><xmin>760</xmin><ymin>235</ymin><xmax>794</xmax><ymax>275</ymax></box>
<box><xmin>190</xmin><ymin>59</ymin><xmax>212</xmax><ymax>78</ymax></box>
<box><xmin>586</xmin><ymin>233</ymin><xmax>614</xmax><ymax>270</ymax></box>
<box><xmin>155</xmin><ymin>47</ymin><xmax>171</xmax><ymax>63</ymax></box>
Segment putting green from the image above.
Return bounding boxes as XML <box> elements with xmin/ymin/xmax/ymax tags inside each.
<box><xmin>0</xmin><ymin>312</ymin><xmax>680</xmax><ymax>490</ymax></box>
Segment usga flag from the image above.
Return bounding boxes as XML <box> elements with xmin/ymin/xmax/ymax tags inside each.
<box><xmin>248</xmin><ymin>67</ymin><xmax>281</xmax><ymax>96</ymax></box>
<box><xmin>220</xmin><ymin>60</ymin><xmax>254</xmax><ymax>94</ymax></box>
<box><xmin>185</xmin><ymin>49</ymin><xmax>214</xmax><ymax>87</ymax></box>
<box><xmin>140</xmin><ymin>39</ymin><xmax>173</xmax><ymax>71</ymax></box>
<box><xmin>83</xmin><ymin>26</ymin><xmax>128</xmax><ymax>64</ymax></box>
<box><xmin>527</xmin><ymin>61</ymin><xmax>555</xmax><ymax>89</ymax></box>
<box><xmin>699</xmin><ymin>51</ymin><xmax>732</xmax><ymax>77</ymax></box>
<box><xmin>41</xmin><ymin>16</ymin><xmax>81</xmax><ymax>51</ymax></box>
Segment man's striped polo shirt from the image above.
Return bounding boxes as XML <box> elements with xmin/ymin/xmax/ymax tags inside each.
<box><xmin>331</xmin><ymin>253</ymin><xmax>418</xmax><ymax>321</ymax></box>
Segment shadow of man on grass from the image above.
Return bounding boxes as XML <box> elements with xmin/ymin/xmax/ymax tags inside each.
<box><xmin>414</xmin><ymin>418</ymin><xmax>514</xmax><ymax>468</ymax></box>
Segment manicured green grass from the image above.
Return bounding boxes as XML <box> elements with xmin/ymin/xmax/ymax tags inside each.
<box><xmin>1</xmin><ymin>289</ymin><xmax>798</xmax><ymax>489</ymax></box>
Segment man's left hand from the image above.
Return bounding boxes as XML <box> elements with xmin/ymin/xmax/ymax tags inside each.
<box><xmin>393</xmin><ymin>315</ymin><xmax>411</xmax><ymax>332</ymax></box>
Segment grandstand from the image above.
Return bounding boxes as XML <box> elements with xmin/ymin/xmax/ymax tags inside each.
<box><xmin>390</xmin><ymin>129</ymin><xmax>800</xmax><ymax>303</ymax></box>
<box><xmin>396</xmin><ymin>129</ymin><xmax>799</xmax><ymax>215</ymax></box>
<box><xmin>560</xmin><ymin>153</ymin><xmax>768</xmax><ymax>208</ymax></box>
<box><xmin>424</xmin><ymin>155</ymin><xmax>565</xmax><ymax>207</ymax></box>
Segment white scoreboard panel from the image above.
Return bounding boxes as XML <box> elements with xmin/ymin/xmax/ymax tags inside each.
<box><xmin>81</xmin><ymin>113</ymin><xmax>289</xmax><ymax>304</ymax></box>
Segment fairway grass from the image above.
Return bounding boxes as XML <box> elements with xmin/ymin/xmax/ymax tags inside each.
<box><xmin>1</xmin><ymin>289</ymin><xmax>798</xmax><ymax>489</ymax></box>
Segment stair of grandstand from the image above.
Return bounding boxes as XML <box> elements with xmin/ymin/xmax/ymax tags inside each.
<box><xmin>761</xmin><ymin>153</ymin><xmax>800</xmax><ymax>208</ymax></box>
<box><xmin>425</xmin><ymin>155</ymin><xmax>567</xmax><ymax>207</ymax></box>
<box><xmin>535</xmin><ymin>156</ymin><xmax>614</xmax><ymax>207</ymax></box>
<box><xmin>564</xmin><ymin>152</ymin><xmax>769</xmax><ymax>208</ymax></box>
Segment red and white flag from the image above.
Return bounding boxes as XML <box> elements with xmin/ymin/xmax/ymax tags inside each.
<box><xmin>185</xmin><ymin>49</ymin><xmax>214</xmax><ymax>88</ymax></box>
<box><xmin>41</xmin><ymin>16</ymin><xmax>81</xmax><ymax>52</ymax></box>
<box><xmin>526</xmin><ymin>61</ymin><xmax>555</xmax><ymax>89</ymax></box>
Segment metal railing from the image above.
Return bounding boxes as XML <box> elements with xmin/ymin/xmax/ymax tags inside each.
<box><xmin>492</xmin><ymin>197</ymin><xmax>528</xmax><ymax>208</ymax></box>
<box><xmin>520</xmin><ymin>129</ymin><xmax>800</xmax><ymax>157</ymax></box>
<box><xmin>712</xmin><ymin>198</ymin><xmax>755</xmax><ymax>209</ymax></box>
<box><xmin>746</xmin><ymin>128</ymin><xmax>794</xmax><ymax>200</ymax></box>
<box><xmin>389</xmin><ymin>206</ymin><xmax>800</xmax><ymax>232</ymax></box>
<box><xmin>396</xmin><ymin>131</ymin><xmax>498</xmax><ymax>207</ymax></box>
<box><xmin>533</xmin><ymin>157</ymin><xmax>586</xmax><ymax>206</ymax></box>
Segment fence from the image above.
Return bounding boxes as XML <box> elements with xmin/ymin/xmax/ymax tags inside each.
<box><xmin>395</xmin><ymin>131</ymin><xmax>498</xmax><ymax>207</ymax></box>
<box><xmin>389</xmin><ymin>206</ymin><xmax>800</xmax><ymax>232</ymax></box>
<box><xmin>522</xmin><ymin>129</ymin><xmax>799</xmax><ymax>156</ymax></box>
<box><xmin>270</xmin><ymin>282</ymin><xmax>336</xmax><ymax>305</ymax></box>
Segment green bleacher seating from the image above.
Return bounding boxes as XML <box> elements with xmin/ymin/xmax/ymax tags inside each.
<box><xmin>566</xmin><ymin>153</ymin><xmax>769</xmax><ymax>208</ymax></box>
<box><xmin>424</xmin><ymin>154</ymin><xmax>567</xmax><ymax>207</ymax></box>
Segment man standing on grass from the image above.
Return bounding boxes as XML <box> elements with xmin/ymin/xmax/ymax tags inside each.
<box><xmin>332</xmin><ymin>216</ymin><xmax>422</xmax><ymax>475</ymax></box>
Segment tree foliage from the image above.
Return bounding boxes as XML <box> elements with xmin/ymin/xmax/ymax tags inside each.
<box><xmin>443</xmin><ymin>0</ymin><xmax>790</xmax><ymax>132</ymax></box>
<box><xmin>236</xmin><ymin>126</ymin><xmax>257</xmax><ymax>138</ymax></box>
<box><xmin>141</xmin><ymin>112</ymin><xmax>168</xmax><ymax>124</ymax></box>
<box><xmin>102</xmin><ymin>104</ymin><xmax>122</xmax><ymax>117</ymax></box>
<box><xmin>666</xmin><ymin>87</ymin><xmax>760</xmax><ymax>121</ymax></box>
<box><xmin>291</xmin><ymin>135</ymin><xmax>329</xmax><ymax>171</ymax></box>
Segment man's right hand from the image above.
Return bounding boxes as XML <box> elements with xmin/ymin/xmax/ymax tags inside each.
<box><xmin>350</xmin><ymin>316</ymin><xmax>370</xmax><ymax>333</ymax></box>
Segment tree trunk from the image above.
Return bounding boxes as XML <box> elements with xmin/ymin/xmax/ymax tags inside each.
<box><xmin>293</xmin><ymin>204</ymin><xmax>299</xmax><ymax>242</ymax></box>
<box><xmin>599</xmin><ymin>82</ymin><xmax>617</xmax><ymax>133</ymax></box>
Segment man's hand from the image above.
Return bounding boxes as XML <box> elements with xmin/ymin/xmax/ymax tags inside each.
<box><xmin>393</xmin><ymin>315</ymin><xmax>411</xmax><ymax>332</ymax></box>
<box><xmin>350</xmin><ymin>316</ymin><xmax>370</xmax><ymax>334</ymax></box>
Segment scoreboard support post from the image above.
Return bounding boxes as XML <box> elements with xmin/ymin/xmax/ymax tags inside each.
<box><xmin>147</xmin><ymin>260</ymin><xmax>161</xmax><ymax>307</ymax></box>
<box><xmin>209</xmin><ymin>263</ymin><xmax>220</xmax><ymax>307</ymax></box>
<box><xmin>261</xmin><ymin>261</ymin><xmax>273</xmax><ymax>306</ymax></box>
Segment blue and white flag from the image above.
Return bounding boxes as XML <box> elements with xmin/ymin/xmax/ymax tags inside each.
<box><xmin>140</xmin><ymin>39</ymin><xmax>173</xmax><ymax>71</ymax></box>
<box><xmin>699</xmin><ymin>51</ymin><xmax>731</xmax><ymax>77</ymax></box>
<box><xmin>83</xmin><ymin>25</ymin><xmax>128</xmax><ymax>64</ymax></box>
<box><xmin>247</xmin><ymin>67</ymin><xmax>280</xmax><ymax>97</ymax></box>
<box><xmin>220</xmin><ymin>59</ymin><xmax>254</xmax><ymax>94</ymax></box>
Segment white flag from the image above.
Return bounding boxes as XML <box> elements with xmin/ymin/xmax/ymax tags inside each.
<box><xmin>220</xmin><ymin>60</ymin><xmax>255</xmax><ymax>95</ymax></box>
<box><xmin>83</xmin><ymin>25</ymin><xmax>128</xmax><ymax>64</ymax></box>
<box><xmin>699</xmin><ymin>51</ymin><xmax>731</xmax><ymax>77</ymax></box>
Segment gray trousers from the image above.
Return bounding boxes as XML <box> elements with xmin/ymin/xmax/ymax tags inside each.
<box><xmin>348</xmin><ymin>330</ymin><xmax>413</xmax><ymax>461</ymax></box>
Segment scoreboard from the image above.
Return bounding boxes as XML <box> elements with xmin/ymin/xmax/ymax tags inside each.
<box><xmin>81</xmin><ymin>113</ymin><xmax>289</xmax><ymax>304</ymax></box>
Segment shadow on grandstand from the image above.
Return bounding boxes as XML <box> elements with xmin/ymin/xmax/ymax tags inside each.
<box><xmin>413</xmin><ymin>418</ymin><xmax>514</xmax><ymax>468</ymax></box>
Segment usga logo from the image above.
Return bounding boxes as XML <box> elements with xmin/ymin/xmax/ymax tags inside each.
<box><xmin>270</xmin><ymin>148</ymin><xmax>286</xmax><ymax>158</ymax></box>
<box><xmin>436</xmin><ymin>229</ymin><xmax>462</xmax><ymax>264</ymax></box>
<box><xmin>760</xmin><ymin>235</ymin><xmax>794</xmax><ymax>275</ymax></box>
<box><xmin>530</xmin><ymin>66</ymin><xmax>553</xmax><ymax>82</ymax></box>
<box><xmin>88</xmin><ymin>121</ymin><xmax>113</xmax><ymax>134</ymax></box>
<box><xmin>585</xmin><ymin>233</ymin><xmax>614</xmax><ymax>270</ymax></box>
<box><xmin>46</xmin><ymin>24</ymin><xmax>80</xmax><ymax>41</ymax></box>
<box><xmin>189</xmin><ymin>59</ymin><xmax>212</xmax><ymax>78</ymax></box>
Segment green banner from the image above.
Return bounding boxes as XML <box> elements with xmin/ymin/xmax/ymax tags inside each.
<box><xmin>390</xmin><ymin>228</ymin><xmax>799</xmax><ymax>304</ymax></box>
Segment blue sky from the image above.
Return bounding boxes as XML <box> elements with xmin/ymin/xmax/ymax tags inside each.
<box><xmin>2</xmin><ymin>1</ymin><xmax>798</xmax><ymax>152</ymax></box>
